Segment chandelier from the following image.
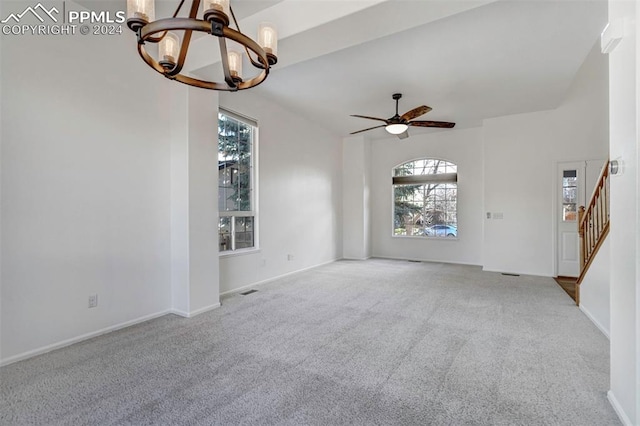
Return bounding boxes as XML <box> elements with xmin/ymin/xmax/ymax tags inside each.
<box><xmin>126</xmin><ymin>0</ymin><xmax>278</xmax><ymax>91</ymax></box>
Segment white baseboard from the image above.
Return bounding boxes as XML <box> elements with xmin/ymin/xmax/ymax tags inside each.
<box><xmin>219</xmin><ymin>258</ymin><xmax>339</xmax><ymax>297</ymax></box>
<box><xmin>481</xmin><ymin>266</ymin><xmax>552</xmax><ymax>278</ymax></box>
<box><xmin>375</xmin><ymin>255</ymin><xmax>481</xmax><ymax>268</ymax></box>
<box><xmin>608</xmin><ymin>390</ymin><xmax>633</xmax><ymax>426</ymax></box>
<box><xmin>578</xmin><ymin>304</ymin><xmax>610</xmax><ymax>339</ymax></box>
<box><xmin>0</xmin><ymin>309</ymin><xmax>172</xmax><ymax>367</ymax></box>
<box><xmin>171</xmin><ymin>303</ymin><xmax>221</xmax><ymax>318</ymax></box>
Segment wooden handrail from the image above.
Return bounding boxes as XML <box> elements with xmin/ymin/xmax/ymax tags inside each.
<box><xmin>576</xmin><ymin>161</ymin><xmax>610</xmax><ymax>298</ymax></box>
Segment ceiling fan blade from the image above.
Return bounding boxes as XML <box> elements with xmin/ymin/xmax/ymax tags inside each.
<box><xmin>409</xmin><ymin>120</ymin><xmax>456</xmax><ymax>128</ymax></box>
<box><xmin>350</xmin><ymin>114</ymin><xmax>388</xmax><ymax>123</ymax></box>
<box><xmin>350</xmin><ymin>124</ymin><xmax>386</xmax><ymax>135</ymax></box>
<box><xmin>401</xmin><ymin>105</ymin><xmax>432</xmax><ymax>121</ymax></box>
<box><xmin>397</xmin><ymin>130</ymin><xmax>409</xmax><ymax>140</ymax></box>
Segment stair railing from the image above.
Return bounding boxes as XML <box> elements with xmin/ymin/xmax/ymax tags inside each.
<box><xmin>577</xmin><ymin>161</ymin><xmax>610</xmax><ymax>298</ymax></box>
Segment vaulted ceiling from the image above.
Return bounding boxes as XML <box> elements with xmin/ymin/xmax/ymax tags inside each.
<box><xmin>131</xmin><ymin>0</ymin><xmax>610</xmax><ymax>139</ymax></box>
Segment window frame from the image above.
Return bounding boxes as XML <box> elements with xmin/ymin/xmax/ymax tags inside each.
<box><xmin>218</xmin><ymin>108</ymin><xmax>259</xmax><ymax>256</ymax></box>
<box><xmin>391</xmin><ymin>157</ymin><xmax>458</xmax><ymax>240</ymax></box>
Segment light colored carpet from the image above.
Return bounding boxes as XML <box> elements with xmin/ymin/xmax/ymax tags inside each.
<box><xmin>0</xmin><ymin>259</ymin><xmax>619</xmax><ymax>425</ymax></box>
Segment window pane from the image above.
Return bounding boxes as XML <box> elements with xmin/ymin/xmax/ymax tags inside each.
<box><xmin>218</xmin><ymin>110</ymin><xmax>256</xmax><ymax>252</ymax></box>
<box><xmin>235</xmin><ymin>217</ymin><xmax>254</xmax><ymax>250</ymax></box>
<box><xmin>393</xmin><ymin>159</ymin><xmax>457</xmax><ymax>177</ymax></box>
<box><xmin>563</xmin><ymin>203</ymin><xmax>577</xmax><ymax>221</ymax></box>
<box><xmin>563</xmin><ymin>187</ymin><xmax>576</xmax><ymax>203</ymax></box>
<box><xmin>394</xmin><ymin>182</ymin><xmax>457</xmax><ymax>238</ymax></box>
<box><xmin>218</xmin><ymin>114</ymin><xmax>253</xmax><ymax>212</ymax></box>
<box><xmin>219</xmin><ymin>217</ymin><xmax>232</xmax><ymax>252</ymax></box>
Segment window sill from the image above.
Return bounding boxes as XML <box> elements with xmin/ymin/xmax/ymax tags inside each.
<box><xmin>219</xmin><ymin>248</ymin><xmax>261</xmax><ymax>258</ymax></box>
<box><xmin>391</xmin><ymin>235</ymin><xmax>459</xmax><ymax>241</ymax></box>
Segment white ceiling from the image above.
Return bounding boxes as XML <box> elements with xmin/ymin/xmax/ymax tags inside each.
<box><xmin>106</xmin><ymin>0</ymin><xmax>608</xmax><ymax>139</ymax></box>
<box><xmin>209</xmin><ymin>0</ymin><xmax>607</xmax><ymax>139</ymax></box>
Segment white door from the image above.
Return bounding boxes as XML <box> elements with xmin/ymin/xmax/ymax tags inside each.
<box><xmin>557</xmin><ymin>162</ymin><xmax>584</xmax><ymax>277</ymax></box>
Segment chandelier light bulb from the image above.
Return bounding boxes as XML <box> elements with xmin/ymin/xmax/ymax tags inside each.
<box><xmin>203</xmin><ymin>0</ymin><xmax>230</xmax><ymax>24</ymax></box>
<box><xmin>386</xmin><ymin>123</ymin><xmax>409</xmax><ymax>135</ymax></box>
<box><xmin>258</xmin><ymin>23</ymin><xmax>278</xmax><ymax>56</ymax></box>
<box><xmin>228</xmin><ymin>50</ymin><xmax>243</xmax><ymax>81</ymax></box>
<box><xmin>126</xmin><ymin>0</ymin><xmax>155</xmax><ymax>25</ymax></box>
<box><xmin>159</xmin><ymin>32</ymin><xmax>180</xmax><ymax>69</ymax></box>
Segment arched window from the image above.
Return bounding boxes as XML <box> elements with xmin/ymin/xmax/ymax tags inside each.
<box><xmin>393</xmin><ymin>159</ymin><xmax>458</xmax><ymax>238</ymax></box>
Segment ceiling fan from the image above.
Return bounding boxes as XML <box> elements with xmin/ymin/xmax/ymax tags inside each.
<box><xmin>350</xmin><ymin>93</ymin><xmax>455</xmax><ymax>139</ymax></box>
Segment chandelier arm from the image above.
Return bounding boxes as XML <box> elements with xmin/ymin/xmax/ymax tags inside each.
<box><xmin>137</xmin><ymin>41</ymin><xmax>166</xmax><ymax>74</ymax></box>
<box><xmin>140</xmin><ymin>17</ymin><xmax>209</xmax><ymax>40</ymax></box>
<box><xmin>172</xmin><ymin>0</ymin><xmax>186</xmax><ymax>18</ymax></box>
<box><xmin>145</xmin><ymin>0</ymin><xmax>187</xmax><ymax>43</ymax></box>
<box><xmin>229</xmin><ymin>5</ymin><xmax>241</xmax><ymax>33</ymax></box>
<box><xmin>188</xmin><ymin>0</ymin><xmax>200</xmax><ymax>18</ymax></box>
<box><xmin>167</xmin><ymin>29</ymin><xmax>193</xmax><ymax>76</ymax></box>
<box><xmin>224</xmin><ymin>26</ymin><xmax>270</xmax><ymax>69</ymax></box>
<box><xmin>228</xmin><ymin>6</ymin><xmax>262</xmax><ymax>69</ymax></box>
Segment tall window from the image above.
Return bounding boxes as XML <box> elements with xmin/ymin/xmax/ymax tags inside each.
<box><xmin>562</xmin><ymin>169</ymin><xmax>577</xmax><ymax>221</ymax></box>
<box><xmin>218</xmin><ymin>110</ymin><xmax>257</xmax><ymax>252</ymax></box>
<box><xmin>393</xmin><ymin>159</ymin><xmax>458</xmax><ymax>238</ymax></box>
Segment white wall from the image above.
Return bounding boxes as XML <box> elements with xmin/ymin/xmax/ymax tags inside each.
<box><xmin>579</xmin><ymin>236</ymin><xmax>610</xmax><ymax>337</ymax></box>
<box><xmin>217</xmin><ymin>91</ymin><xmax>343</xmax><ymax>294</ymax></box>
<box><xmin>343</xmin><ymin>135</ymin><xmax>372</xmax><ymax>260</ymax></box>
<box><xmin>370</xmin><ymin>127</ymin><xmax>484</xmax><ymax>265</ymax></box>
<box><xmin>0</xmin><ymin>21</ymin><xmax>173</xmax><ymax>362</ymax></box>
<box><xmin>170</xmin><ymin>86</ymin><xmax>220</xmax><ymax>317</ymax></box>
<box><xmin>483</xmin><ymin>42</ymin><xmax>609</xmax><ymax>276</ymax></box>
<box><xmin>607</xmin><ymin>1</ymin><xmax>638</xmax><ymax>424</ymax></box>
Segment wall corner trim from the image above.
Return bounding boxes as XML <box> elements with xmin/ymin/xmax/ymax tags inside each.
<box><xmin>578</xmin><ymin>304</ymin><xmax>610</xmax><ymax>339</ymax></box>
<box><xmin>0</xmin><ymin>309</ymin><xmax>173</xmax><ymax>367</ymax></box>
<box><xmin>171</xmin><ymin>303</ymin><xmax>221</xmax><ymax>318</ymax></box>
<box><xmin>607</xmin><ymin>390</ymin><xmax>633</xmax><ymax>426</ymax></box>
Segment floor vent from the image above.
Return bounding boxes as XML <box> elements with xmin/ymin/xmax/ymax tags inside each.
<box><xmin>240</xmin><ymin>289</ymin><xmax>258</xmax><ymax>296</ymax></box>
<box><xmin>501</xmin><ymin>273</ymin><xmax>520</xmax><ymax>277</ymax></box>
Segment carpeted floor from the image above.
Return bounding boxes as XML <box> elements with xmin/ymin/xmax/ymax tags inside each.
<box><xmin>0</xmin><ymin>259</ymin><xmax>619</xmax><ymax>425</ymax></box>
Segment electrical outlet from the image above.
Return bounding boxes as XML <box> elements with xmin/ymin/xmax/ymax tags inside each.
<box><xmin>88</xmin><ymin>294</ymin><xmax>98</xmax><ymax>308</ymax></box>
<box><xmin>287</xmin><ymin>254</ymin><xmax>294</xmax><ymax>261</ymax></box>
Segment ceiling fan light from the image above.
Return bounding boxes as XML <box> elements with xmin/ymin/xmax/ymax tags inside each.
<box><xmin>386</xmin><ymin>123</ymin><xmax>408</xmax><ymax>135</ymax></box>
